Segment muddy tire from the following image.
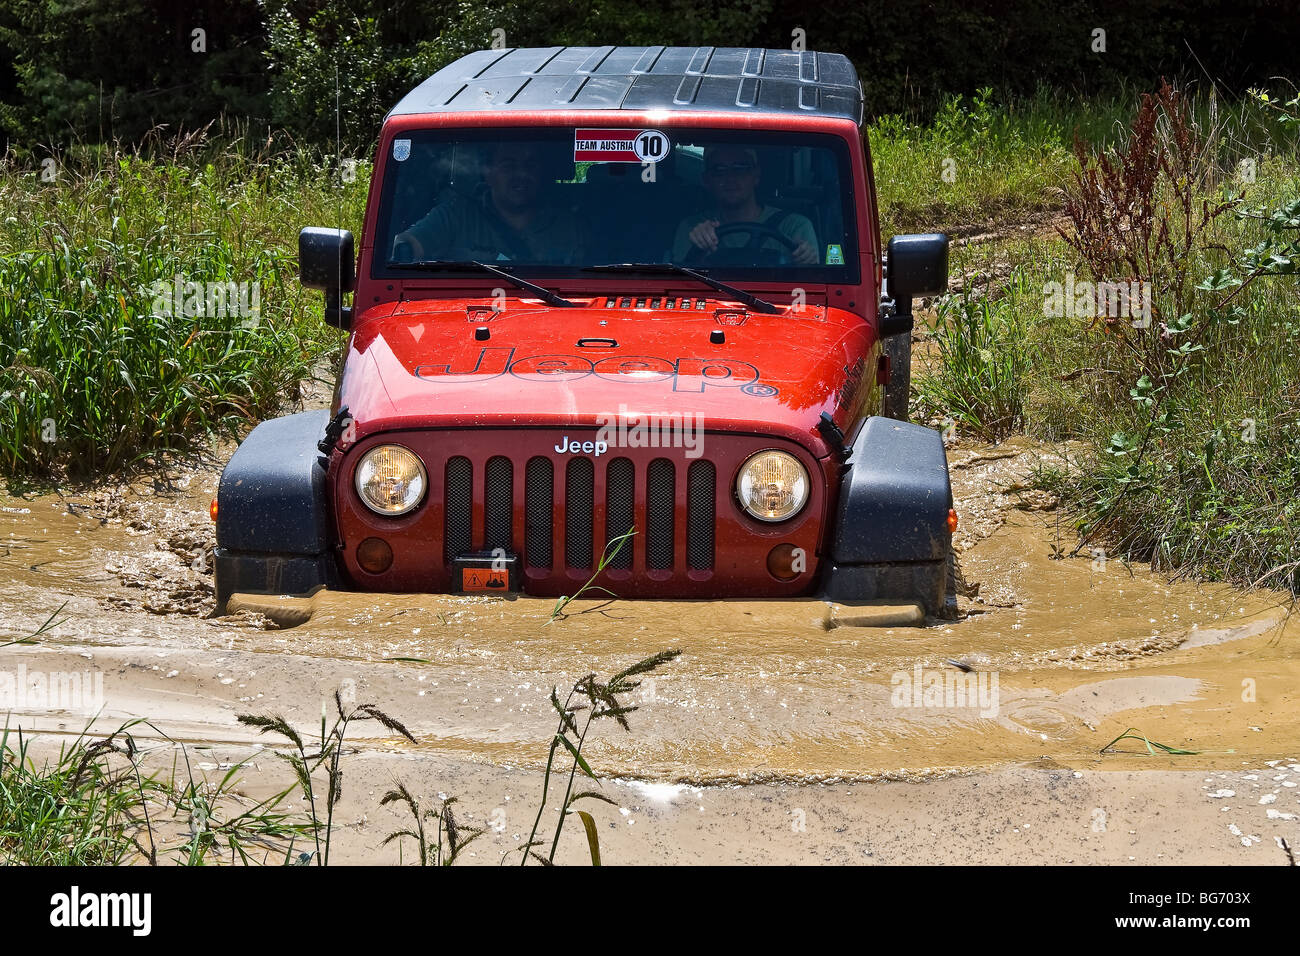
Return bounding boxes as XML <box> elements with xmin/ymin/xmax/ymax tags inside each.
<box><xmin>882</xmin><ymin>331</ymin><xmax>912</xmax><ymax>422</ymax></box>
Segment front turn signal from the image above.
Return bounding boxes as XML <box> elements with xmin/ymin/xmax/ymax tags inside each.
<box><xmin>210</xmin><ymin>498</ymin><xmax>218</xmax><ymax>522</ymax></box>
<box><xmin>947</xmin><ymin>508</ymin><xmax>958</xmax><ymax>533</ymax></box>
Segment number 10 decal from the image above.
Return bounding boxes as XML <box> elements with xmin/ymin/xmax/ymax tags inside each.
<box><xmin>633</xmin><ymin>130</ymin><xmax>669</xmax><ymax>163</ymax></box>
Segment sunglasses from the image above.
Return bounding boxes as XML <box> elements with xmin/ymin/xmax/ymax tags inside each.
<box><xmin>705</xmin><ymin>162</ymin><xmax>756</xmax><ymax>175</ymax></box>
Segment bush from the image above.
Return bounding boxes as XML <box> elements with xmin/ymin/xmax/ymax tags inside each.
<box><xmin>0</xmin><ymin>134</ymin><xmax>360</xmax><ymax>476</ymax></box>
<box><xmin>1042</xmin><ymin>85</ymin><xmax>1300</xmax><ymax>589</ymax></box>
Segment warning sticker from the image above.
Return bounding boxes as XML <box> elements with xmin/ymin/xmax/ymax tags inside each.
<box><xmin>461</xmin><ymin>567</ymin><xmax>510</xmax><ymax>591</ymax></box>
<box><xmin>575</xmin><ymin>128</ymin><xmax>670</xmax><ymax>163</ymax></box>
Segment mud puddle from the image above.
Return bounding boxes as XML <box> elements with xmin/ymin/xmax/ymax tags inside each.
<box><xmin>3</xmin><ymin>433</ymin><xmax>1300</xmax><ymax>862</ymax></box>
<box><xmin>3</xmin><ymin>435</ymin><xmax>1297</xmax><ymax>790</ymax></box>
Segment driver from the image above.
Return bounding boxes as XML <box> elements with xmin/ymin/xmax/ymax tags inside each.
<box><xmin>394</xmin><ymin>141</ymin><xmax>584</xmax><ymax>264</ymax></box>
<box><xmin>672</xmin><ymin>146</ymin><xmax>818</xmax><ymax>265</ymax></box>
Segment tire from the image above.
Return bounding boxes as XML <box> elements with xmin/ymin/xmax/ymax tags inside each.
<box><xmin>882</xmin><ymin>331</ymin><xmax>912</xmax><ymax>422</ymax></box>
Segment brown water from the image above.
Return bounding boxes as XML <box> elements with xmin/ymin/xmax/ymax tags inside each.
<box><xmin>1</xmin><ymin>439</ymin><xmax>1297</xmax><ymax>789</ymax></box>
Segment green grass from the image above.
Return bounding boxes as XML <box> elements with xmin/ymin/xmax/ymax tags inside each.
<box><xmin>907</xmin><ymin>84</ymin><xmax>1300</xmax><ymax>592</ymax></box>
<box><xmin>0</xmin><ymin>720</ymin><xmax>162</xmax><ymax>864</ymax></box>
<box><xmin>2</xmin><ymin>650</ymin><xmax>682</xmax><ymax>866</ymax></box>
<box><xmin>871</xmin><ymin>87</ymin><xmax>1080</xmax><ymax>235</ymax></box>
<box><xmin>870</xmin><ymin>84</ymin><xmax>1297</xmax><ymax>236</ymax></box>
<box><xmin>913</xmin><ymin>274</ymin><xmax>1035</xmax><ymax>442</ymax></box>
<box><xmin>0</xmin><ymin>132</ymin><xmax>363</xmax><ymax>477</ymax></box>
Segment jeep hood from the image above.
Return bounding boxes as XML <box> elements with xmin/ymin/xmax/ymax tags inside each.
<box><xmin>338</xmin><ymin>297</ymin><xmax>875</xmax><ymax>455</ymax></box>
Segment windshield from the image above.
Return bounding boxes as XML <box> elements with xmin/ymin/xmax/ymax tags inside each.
<box><xmin>373</xmin><ymin>127</ymin><xmax>858</xmax><ymax>282</ymax></box>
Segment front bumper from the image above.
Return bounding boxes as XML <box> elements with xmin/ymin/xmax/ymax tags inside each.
<box><xmin>220</xmin><ymin>585</ymin><xmax>929</xmax><ymax>630</ymax></box>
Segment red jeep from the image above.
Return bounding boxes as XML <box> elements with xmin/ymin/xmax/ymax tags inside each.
<box><xmin>214</xmin><ymin>46</ymin><xmax>955</xmax><ymax>620</ymax></box>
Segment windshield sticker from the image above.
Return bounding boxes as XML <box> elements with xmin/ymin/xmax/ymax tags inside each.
<box><xmin>575</xmin><ymin>129</ymin><xmax>670</xmax><ymax>163</ymax></box>
<box><xmin>392</xmin><ymin>138</ymin><xmax>411</xmax><ymax>161</ymax></box>
<box><xmin>825</xmin><ymin>243</ymin><xmax>845</xmax><ymax>265</ymax></box>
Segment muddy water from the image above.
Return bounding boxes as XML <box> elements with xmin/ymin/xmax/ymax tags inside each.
<box><xmin>1</xmin><ymin>439</ymin><xmax>1297</xmax><ymax>789</ymax></box>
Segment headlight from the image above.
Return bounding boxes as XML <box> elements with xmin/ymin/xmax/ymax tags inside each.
<box><xmin>355</xmin><ymin>444</ymin><xmax>427</xmax><ymax>516</ymax></box>
<box><xmin>735</xmin><ymin>450</ymin><xmax>809</xmax><ymax>522</ymax></box>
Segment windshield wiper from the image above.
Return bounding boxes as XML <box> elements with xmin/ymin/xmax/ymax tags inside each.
<box><xmin>387</xmin><ymin>259</ymin><xmax>578</xmax><ymax>308</ymax></box>
<box><xmin>582</xmin><ymin>263</ymin><xmax>779</xmax><ymax>314</ymax></box>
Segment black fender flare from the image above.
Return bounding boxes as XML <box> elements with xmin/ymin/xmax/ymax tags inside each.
<box><xmin>822</xmin><ymin>416</ymin><xmax>953</xmax><ymax>615</ymax></box>
<box><xmin>213</xmin><ymin>409</ymin><xmax>338</xmax><ymax>612</ymax></box>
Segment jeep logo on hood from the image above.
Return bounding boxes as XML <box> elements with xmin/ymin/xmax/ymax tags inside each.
<box><xmin>414</xmin><ymin>347</ymin><xmax>778</xmax><ymax>397</ymax></box>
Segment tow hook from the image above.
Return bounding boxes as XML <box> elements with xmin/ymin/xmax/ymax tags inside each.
<box><xmin>318</xmin><ymin>405</ymin><xmax>353</xmax><ymax>459</ymax></box>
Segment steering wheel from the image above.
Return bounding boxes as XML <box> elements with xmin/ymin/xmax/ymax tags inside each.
<box><xmin>684</xmin><ymin>221</ymin><xmax>799</xmax><ymax>265</ymax></box>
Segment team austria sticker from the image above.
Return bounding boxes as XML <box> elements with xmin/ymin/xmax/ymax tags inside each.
<box><xmin>574</xmin><ymin>129</ymin><xmax>670</xmax><ymax>163</ymax></box>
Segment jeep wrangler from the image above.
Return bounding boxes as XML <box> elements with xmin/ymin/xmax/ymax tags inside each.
<box><xmin>213</xmin><ymin>46</ymin><xmax>955</xmax><ymax>621</ymax></box>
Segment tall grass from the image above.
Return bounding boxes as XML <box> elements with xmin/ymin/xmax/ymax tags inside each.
<box><xmin>1037</xmin><ymin>86</ymin><xmax>1300</xmax><ymax>589</ymax></box>
<box><xmin>0</xmin><ymin>720</ymin><xmax>162</xmax><ymax>864</ymax></box>
<box><xmin>871</xmin><ymin>83</ymin><xmax>1298</xmax><ymax>236</ymax></box>
<box><xmin>906</xmin><ymin>83</ymin><xmax>1300</xmax><ymax>590</ymax></box>
<box><xmin>0</xmin><ymin>715</ymin><xmax>321</xmax><ymax>865</ymax></box>
<box><xmin>871</xmin><ymin>87</ymin><xmax>1077</xmax><ymax>235</ymax></box>
<box><xmin>913</xmin><ymin>277</ymin><xmax>1034</xmax><ymax>442</ymax></box>
<box><xmin>0</xmin><ymin>131</ymin><xmax>364</xmax><ymax>476</ymax></box>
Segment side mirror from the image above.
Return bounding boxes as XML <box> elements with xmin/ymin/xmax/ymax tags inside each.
<box><xmin>299</xmin><ymin>227</ymin><xmax>355</xmax><ymax>330</ymax></box>
<box><xmin>886</xmin><ymin>233</ymin><xmax>949</xmax><ymax>300</ymax></box>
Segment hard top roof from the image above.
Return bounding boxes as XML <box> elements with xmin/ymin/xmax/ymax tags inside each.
<box><xmin>390</xmin><ymin>47</ymin><xmax>863</xmax><ymax>123</ymax></box>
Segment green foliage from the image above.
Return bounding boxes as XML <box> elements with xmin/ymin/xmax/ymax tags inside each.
<box><xmin>2</xmin><ymin>1</ymin><xmax>1299</xmax><ymax>151</ymax></box>
<box><xmin>914</xmin><ymin>282</ymin><xmax>1032</xmax><ymax>442</ymax></box>
<box><xmin>260</xmin><ymin>0</ymin><xmax>498</xmax><ymax>151</ymax></box>
<box><xmin>0</xmin><ymin>714</ymin><xmax>313</xmax><ymax>865</ymax></box>
<box><xmin>0</xmin><ymin>720</ymin><xmax>155</xmax><ymax>865</ymax></box>
<box><xmin>871</xmin><ymin>87</ymin><xmax>1075</xmax><ymax>234</ymax></box>
<box><xmin>0</xmin><ymin>0</ymin><xmax>268</xmax><ymax>151</ymax></box>
<box><xmin>1037</xmin><ymin>86</ymin><xmax>1300</xmax><ymax>591</ymax></box>
<box><xmin>0</xmin><ymin>134</ymin><xmax>359</xmax><ymax>476</ymax></box>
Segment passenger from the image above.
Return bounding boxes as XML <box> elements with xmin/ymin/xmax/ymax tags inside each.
<box><xmin>672</xmin><ymin>146</ymin><xmax>818</xmax><ymax>265</ymax></box>
<box><xmin>394</xmin><ymin>142</ymin><xmax>584</xmax><ymax>264</ymax></box>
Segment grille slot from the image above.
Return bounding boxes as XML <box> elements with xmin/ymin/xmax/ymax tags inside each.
<box><xmin>525</xmin><ymin>457</ymin><xmax>554</xmax><ymax>569</ymax></box>
<box><xmin>444</xmin><ymin>457</ymin><xmax>473</xmax><ymax>562</ymax></box>
<box><xmin>646</xmin><ymin>458</ymin><xmax>675</xmax><ymax>570</ymax></box>
<box><xmin>605</xmin><ymin>458</ymin><xmax>635</xmax><ymax>569</ymax></box>
<box><xmin>566</xmin><ymin>458</ymin><xmax>595</xmax><ymax>570</ymax></box>
<box><xmin>485</xmin><ymin>456</ymin><xmax>513</xmax><ymax>552</ymax></box>
<box><xmin>686</xmin><ymin>460</ymin><xmax>716</xmax><ymax>570</ymax></box>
